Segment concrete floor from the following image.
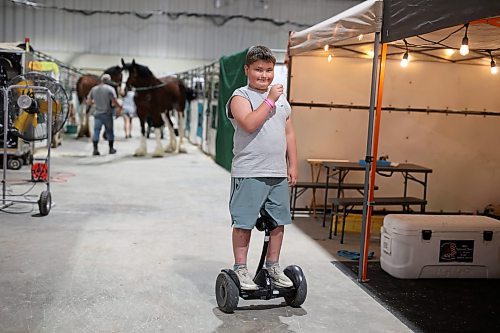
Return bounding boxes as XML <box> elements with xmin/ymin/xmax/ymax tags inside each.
<box><xmin>0</xmin><ymin>122</ymin><xmax>412</xmax><ymax>332</ymax></box>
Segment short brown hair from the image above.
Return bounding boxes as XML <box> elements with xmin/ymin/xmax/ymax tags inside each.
<box><xmin>246</xmin><ymin>46</ymin><xmax>276</xmax><ymax>66</ymax></box>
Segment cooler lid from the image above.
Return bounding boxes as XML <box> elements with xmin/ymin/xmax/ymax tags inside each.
<box><xmin>383</xmin><ymin>214</ymin><xmax>500</xmax><ymax>235</ymax></box>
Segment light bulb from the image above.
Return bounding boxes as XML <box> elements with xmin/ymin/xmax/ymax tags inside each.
<box><xmin>367</xmin><ymin>50</ymin><xmax>374</xmax><ymax>58</ymax></box>
<box><xmin>327</xmin><ymin>54</ymin><xmax>333</xmax><ymax>63</ymax></box>
<box><xmin>491</xmin><ymin>60</ymin><xmax>498</xmax><ymax>75</ymax></box>
<box><xmin>400</xmin><ymin>52</ymin><xmax>409</xmax><ymax>68</ymax></box>
<box><xmin>358</xmin><ymin>34</ymin><xmax>363</xmax><ymax>41</ymax></box>
<box><xmin>460</xmin><ymin>36</ymin><xmax>469</xmax><ymax>56</ymax></box>
<box><xmin>324</xmin><ymin>44</ymin><xmax>329</xmax><ymax>52</ymax></box>
<box><xmin>445</xmin><ymin>49</ymin><xmax>455</xmax><ymax>56</ymax></box>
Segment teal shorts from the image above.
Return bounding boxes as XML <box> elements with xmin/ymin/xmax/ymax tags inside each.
<box><xmin>229</xmin><ymin>177</ymin><xmax>292</xmax><ymax>230</ymax></box>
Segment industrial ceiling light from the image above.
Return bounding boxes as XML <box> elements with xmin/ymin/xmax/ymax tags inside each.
<box><xmin>400</xmin><ymin>39</ymin><xmax>409</xmax><ymax>68</ymax></box>
<box><xmin>460</xmin><ymin>23</ymin><xmax>469</xmax><ymax>56</ymax></box>
<box><xmin>489</xmin><ymin>51</ymin><xmax>498</xmax><ymax>75</ymax></box>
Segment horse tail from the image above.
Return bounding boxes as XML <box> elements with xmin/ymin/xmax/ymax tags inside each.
<box><xmin>75</xmin><ymin>76</ymin><xmax>85</xmax><ymax>104</ymax></box>
<box><xmin>185</xmin><ymin>87</ymin><xmax>196</xmax><ymax>102</ymax></box>
<box><xmin>177</xmin><ymin>80</ymin><xmax>196</xmax><ymax>111</ymax></box>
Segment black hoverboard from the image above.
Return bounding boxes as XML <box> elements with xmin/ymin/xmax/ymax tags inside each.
<box><xmin>215</xmin><ymin>215</ymin><xmax>307</xmax><ymax>313</ymax></box>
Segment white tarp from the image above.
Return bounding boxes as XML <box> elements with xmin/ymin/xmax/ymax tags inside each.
<box><xmin>289</xmin><ymin>0</ymin><xmax>499</xmax><ymax>66</ymax></box>
<box><xmin>289</xmin><ymin>0</ymin><xmax>382</xmax><ymax>56</ymax></box>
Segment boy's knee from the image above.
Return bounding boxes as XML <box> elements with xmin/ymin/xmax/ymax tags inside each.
<box><xmin>233</xmin><ymin>227</ymin><xmax>252</xmax><ymax>234</ymax></box>
<box><xmin>269</xmin><ymin>225</ymin><xmax>284</xmax><ymax>235</ymax></box>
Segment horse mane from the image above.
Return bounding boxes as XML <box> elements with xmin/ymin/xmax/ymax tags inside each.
<box><xmin>133</xmin><ymin>63</ymin><xmax>154</xmax><ymax>78</ymax></box>
<box><xmin>104</xmin><ymin>65</ymin><xmax>122</xmax><ymax>76</ymax></box>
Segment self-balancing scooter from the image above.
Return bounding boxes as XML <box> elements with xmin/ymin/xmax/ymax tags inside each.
<box><xmin>215</xmin><ymin>215</ymin><xmax>307</xmax><ymax>313</ymax></box>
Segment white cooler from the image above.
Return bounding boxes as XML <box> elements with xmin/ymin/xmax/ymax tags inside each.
<box><xmin>380</xmin><ymin>214</ymin><xmax>500</xmax><ymax>279</ymax></box>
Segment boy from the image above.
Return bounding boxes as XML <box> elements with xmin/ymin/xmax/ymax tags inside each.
<box><xmin>226</xmin><ymin>46</ymin><xmax>298</xmax><ymax>290</ymax></box>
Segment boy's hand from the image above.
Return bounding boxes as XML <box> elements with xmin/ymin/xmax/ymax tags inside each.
<box><xmin>268</xmin><ymin>84</ymin><xmax>284</xmax><ymax>102</ymax></box>
<box><xmin>288</xmin><ymin>165</ymin><xmax>298</xmax><ymax>186</ymax></box>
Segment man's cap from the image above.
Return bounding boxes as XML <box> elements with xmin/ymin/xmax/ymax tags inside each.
<box><xmin>101</xmin><ymin>73</ymin><xmax>111</xmax><ymax>81</ymax></box>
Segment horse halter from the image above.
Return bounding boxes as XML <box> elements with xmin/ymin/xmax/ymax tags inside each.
<box><xmin>128</xmin><ymin>82</ymin><xmax>167</xmax><ymax>92</ymax></box>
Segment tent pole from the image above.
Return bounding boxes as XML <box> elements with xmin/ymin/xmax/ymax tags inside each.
<box><xmin>358</xmin><ymin>32</ymin><xmax>381</xmax><ymax>282</ymax></box>
<box><xmin>363</xmin><ymin>41</ymin><xmax>388</xmax><ymax>272</ymax></box>
<box><xmin>286</xmin><ymin>31</ymin><xmax>293</xmax><ymax>99</ymax></box>
<box><xmin>359</xmin><ymin>42</ymin><xmax>388</xmax><ymax>282</ymax></box>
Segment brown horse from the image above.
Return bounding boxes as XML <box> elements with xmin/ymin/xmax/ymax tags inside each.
<box><xmin>75</xmin><ymin>66</ymin><xmax>123</xmax><ymax>137</ymax></box>
<box><xmin>121</xmin><ymin>59</ymin><xmax>193</xmax><ymax>156</ymax></box>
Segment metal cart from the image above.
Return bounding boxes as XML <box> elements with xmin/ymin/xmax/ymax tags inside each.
<box><xmin>1</xmin><ymin>84</ymin><xmax>54</xmax><ymax>215</ymax></box>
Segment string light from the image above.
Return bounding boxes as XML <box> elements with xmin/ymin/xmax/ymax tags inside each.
<box><xmin>460</xmin><ymin>23</ymin><xmax>469</xmax><ymax>56</ymax></box>
<box><xmin>358</xmin><ymin>34</ymin><xmax>364</xmax><ymax>41</ymax></box>
<box><xmin>367</xmin><ymin>50</ymin><xmax>374</xmax><ymax>58</ymax></box>
<box><xmin>324</xmin><ymin>44</ymin><xmax>329</xmax><ymax>52</ymax></box>
<box><xmin>327</xmin><ymin>54</ymin><xmax>333</xmax><ymax>63</ymax></box>
<box><xmin>489</xmin><ymin>50</ymin><xmax>498</xmax><ymax>75</ymax></box>
<box><xmin>400</xmin><ymin>39</ymin><xmax>409</xmax><ymax>68</ymax></box>
<box><xmin>445</xmin><ymin>49</ymin><xmax>455</xmax><ymax>56</ymax></box>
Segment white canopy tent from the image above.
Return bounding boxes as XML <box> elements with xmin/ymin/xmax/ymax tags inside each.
<box><xmin>288</xmin><ymin>0</ymin><xmax>500</xmax><ymax>281</ymax></box>
<box><xmin>290</xmin><ymin>0</ymin><xmax>500</xmax><ymax>67</ymax></box>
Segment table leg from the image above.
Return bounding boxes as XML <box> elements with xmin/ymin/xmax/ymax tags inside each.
<box><xmin>340</xmin><ymin>206</ymin><xmax>348</xmax><ymax>244</ymax></box>
<box><xmin>322</xmin><ymin>166</ymin><xmax>330</xmax><ymax>227</ymax></box>
<box><xmin>309</xmin><ymin>163</ymin><xmax>317</xmax><ymax>217</ymax></box>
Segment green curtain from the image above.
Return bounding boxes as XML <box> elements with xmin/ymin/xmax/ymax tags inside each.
<box><xmin>215</xmin><ymin>49</ymin><xmax>248</xmax><ymax>171</ymax></box>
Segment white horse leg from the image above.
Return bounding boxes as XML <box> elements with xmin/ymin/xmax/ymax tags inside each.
<box><xmin>152</xmin><ymin>128</ymin><xmax>165</xmax><ymax>157</ymax></box>
<box><xmin>177</xmin><ymin>112</ymin><xmax>186</xmax><ymax>153</ymax></box>
<box><xmin>162</xmin><ymin>113</ymin><xmax>177</xmax><ymax>153</ymax></box>
<box><xmin>134</xmin><ymin>135</ymin><xmax>147</xmax><ymax>156</ymax></box>
<box><xmin>88</xmin><ymin>114</ymin><xmax>94</xmax><ymax>142</ymax></box>
<box><xmin>77</xmin><ymin>104</ymin><xmax>87</xmax><ymax>138</ymax></box>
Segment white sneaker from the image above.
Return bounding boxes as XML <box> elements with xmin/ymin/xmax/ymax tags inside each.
<box><xmin>234</xmin><ymin>266</ymin><xmax>259</xmax><ymax>290</ymax></box>
<box><xmin>266</xmin><ymin>264</ymin><xmax>293</xmax><ymax>288</ymax></box>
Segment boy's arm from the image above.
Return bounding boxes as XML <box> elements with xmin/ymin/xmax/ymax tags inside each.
<box><xmin>285</xmin><ymin>117</ymin><xmax>298</xmax><ymax>185</ymax></box>
<box><xmin>230</xmin><ymin>85</ymin><xmax>283</xmax><ymax>133</ymax></box>
<box><xmin>229</xmin><ymin>96</ymin><xmax>272</xmax><ymax>133</ymax></box>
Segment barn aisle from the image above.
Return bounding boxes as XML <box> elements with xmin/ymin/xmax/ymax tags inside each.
<box><xmin>0</xmin><ymin>126</ymin><xmax>411</xmax><ymax>332</ymax></box>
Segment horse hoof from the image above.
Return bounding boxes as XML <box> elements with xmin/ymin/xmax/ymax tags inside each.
<box><xmin>134</xmin><ymin>149</ymin><xmax>147</xmax><ymax>156</ymax></box>
<box><xmin>178</xmin><ymin>147</ymin><xmax>187</xmax><ymax>154</ymax></box>
<box><xmin>152</xmin><ymin>150</ymin><xmax>164</xmax><ymax>157</ymax></box>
